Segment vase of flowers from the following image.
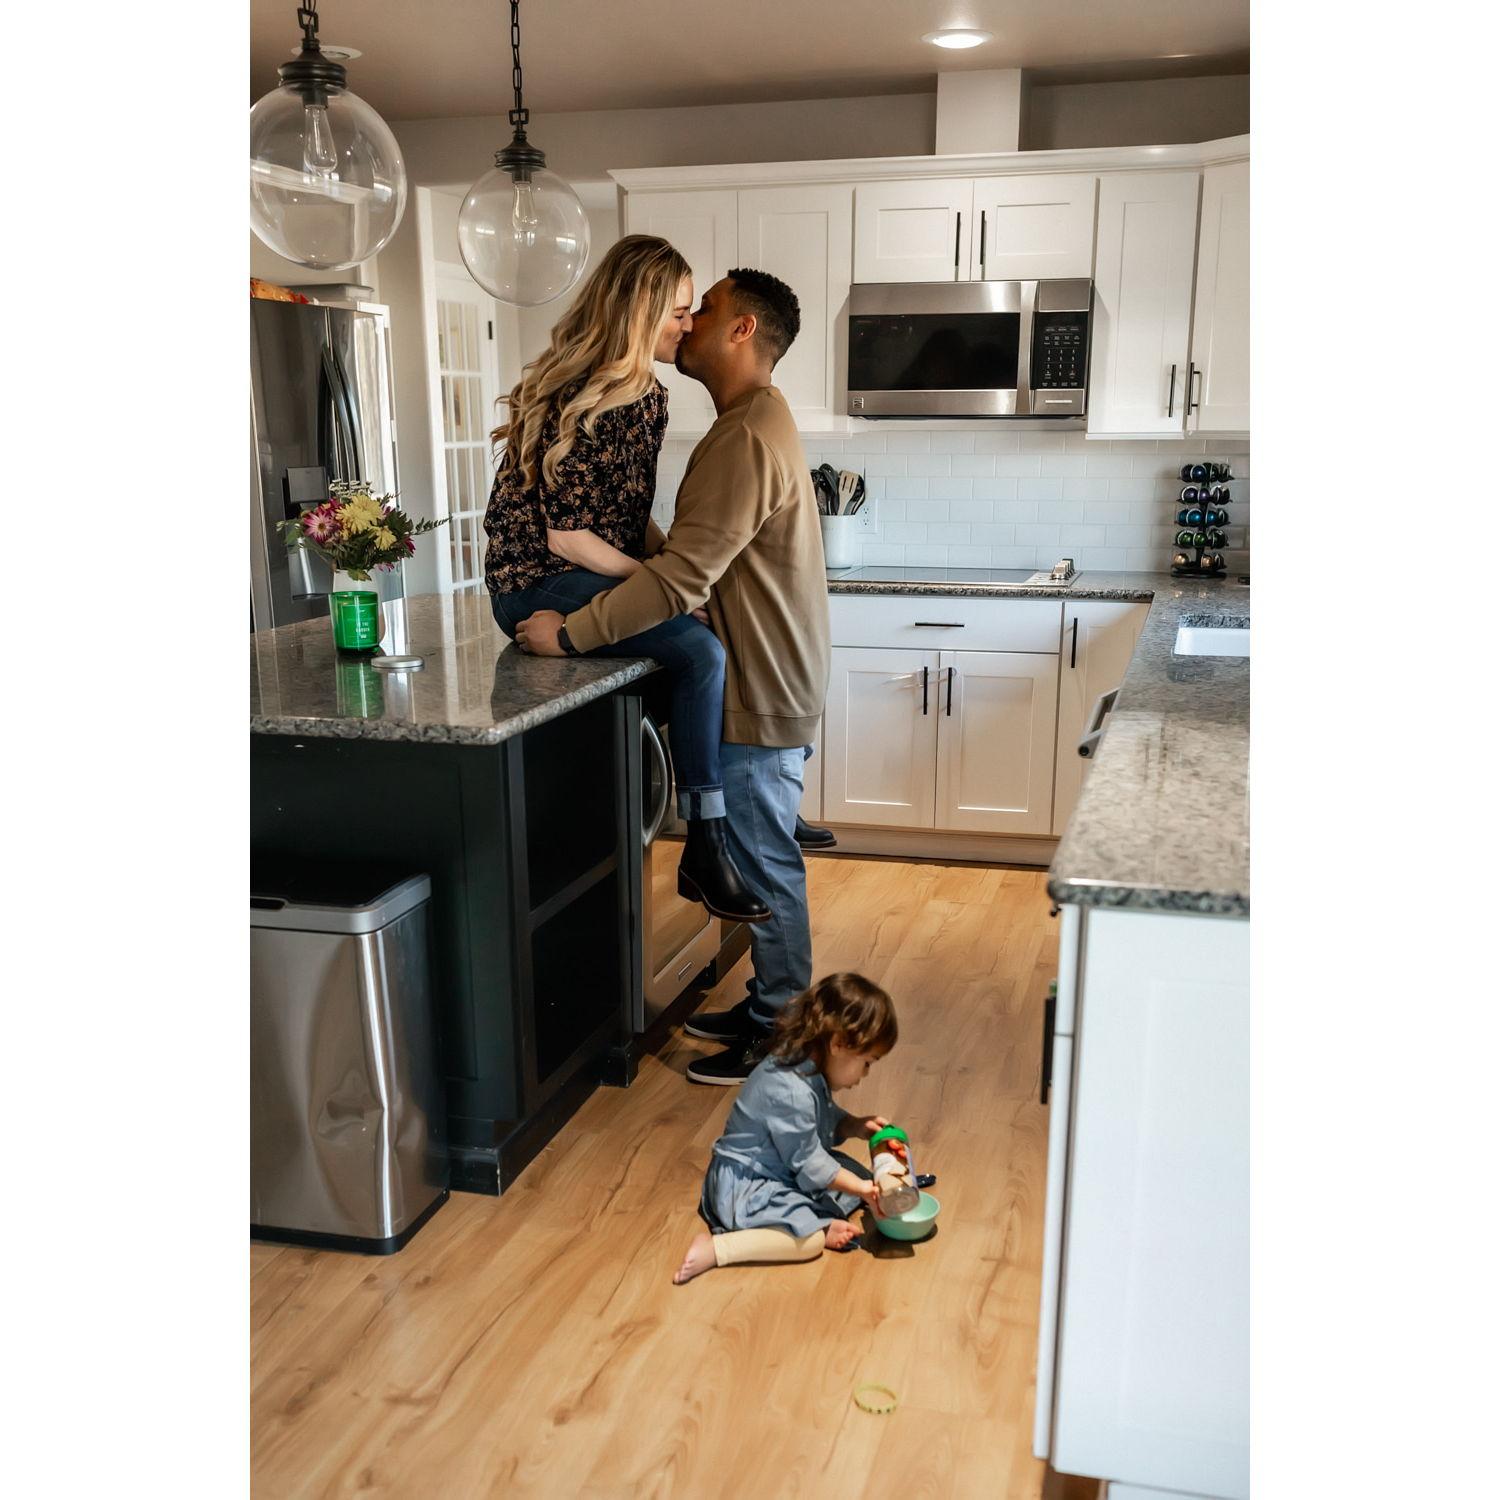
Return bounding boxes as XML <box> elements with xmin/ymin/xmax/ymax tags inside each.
<box><xmin>278</xmin><ymin>480</ymin><xmax>447</xmax><ymax>651</ymax></box>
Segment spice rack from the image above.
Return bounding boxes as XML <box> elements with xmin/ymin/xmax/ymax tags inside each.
<box><xmin>1171</xmin><ymin>461</ymin><xmax>1235</xmax><ymax>579</ymax></box>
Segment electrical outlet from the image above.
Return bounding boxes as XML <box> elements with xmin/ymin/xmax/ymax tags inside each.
<box><xmin>853</xmin><ymin>495</ymin><xmax>878</xmax><ymax>534</ymax></box>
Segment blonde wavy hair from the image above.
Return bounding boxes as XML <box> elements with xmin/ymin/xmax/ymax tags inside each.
<box><xmin>769</xmin><ymin>973</ymin><xmax>898</xmax><ymax>1070</ymax></box>
<box><xmin>491</xmin><ymin>235</ymin><xmax>692</xmax><ymax>491</ymax></box>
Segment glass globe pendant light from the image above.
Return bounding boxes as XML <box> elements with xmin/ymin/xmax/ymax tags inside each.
<box><xmin>249</xmin><ymin>2</ymin><xmax>408</xmax><ymax>270</ymax></box>
<box><xmin>457</xmin><ymin>0</ymin><xmax>591</xmax><ymax>306</ymax></box>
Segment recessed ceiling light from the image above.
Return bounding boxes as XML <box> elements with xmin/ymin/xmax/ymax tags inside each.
<box><xmin>923</xmin><ymin>29</ymin><xmax>994</xmax><ymax>50</ymax></box>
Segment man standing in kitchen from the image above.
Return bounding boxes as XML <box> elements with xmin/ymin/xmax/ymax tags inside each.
<box><xmin>515</xmin><ymin>267</ymin><xmax>829</xmax><ymax>1085</ymax></box>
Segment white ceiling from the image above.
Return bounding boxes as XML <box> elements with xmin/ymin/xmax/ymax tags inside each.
<box><xmin>250</xmin><ymin>0</ymin><xmax>1249</xmax><ymax>119</ymax></box>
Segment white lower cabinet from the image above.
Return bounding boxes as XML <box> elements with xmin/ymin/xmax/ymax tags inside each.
<box><xmin>1036</xmin><ymin>907</ymin><xmax>1250</xmax><ymax>1500</ymax></box>
<box><xmin>822</xmin><ymin>646</ymin><xmax>938</xmax><ymax>828</ymax></box>
<box><xmin>936</xmin><ymin>649</ymin><xmax>1058</xmax><ymax>834</ymax></box>
<box><xmin>823</xmin><ymin>643</ymin><xmax>1061</xmax><ymax>835</ymax></box>
<box><xmin>1053</xmin><ymin>602</ymin><xmax>1150</xmax><ymax>832</ymax></box>
<box><xmin>801</xmin><ymin>716</ymin><xmax>824</xmax><ymax>822</ymax></box>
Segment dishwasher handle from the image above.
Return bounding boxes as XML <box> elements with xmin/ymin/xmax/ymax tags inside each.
<box><xmin>1077</xmin><ymin>688</ymin><xmax>1119</xmax><ymax>759</ymax></box>
<box><xmin>641</xmin><ymin>715</ymin><xmax>672</xmax><ymax>846</ymax></box>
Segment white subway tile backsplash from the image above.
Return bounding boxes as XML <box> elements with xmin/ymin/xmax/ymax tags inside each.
<box><xmin>1016</xmin><ymin>523</ymin><xmax>1061</xmax><ymax>547</ymax></box>
<box><xmin>906</xmin><ymin>499</ymin><xmax>951</xmax><ymax>524</ymax></box>
<box><xmin>995</xmin><ymin>500</ymin><xmax>1040</xmax><ymax>525</ymax></box>
<box><xmin>884</xmin><ymin>521</ymin><xmax>929</xmax><ymax>544</ymax></box>
<box><xmin>995</xmin><ymin>455</ymin><xmax>1043</xmax><ymax>477</ymax></box>
<box><xmin>927</xmin><ymin>478</ymin><xmax>975</xmax><ymax>501</ymax></box>
<box><xmin>909</xmin><ymin>455</ymin><xmax>952</xmax><ymax>477</ymax></box>
<box><xmin>1062</xmin><ymin>476</ymin><xmax>1111</xmax><ymax>502</ymax></box>
<box><xmin>951</xmin><ymin>454</ymin><xmax>998</xmax><ymax>477</ymax></box>
<box><xmin>668</xmin><ymin>425</ymin><xmax>1247</xmax><ymax>571</ymax></box>
<box><xmin>972</xmin><ymin>476</ymin><xmax>1020</xmax><ymax>501</ymax></box>
<box><xmin>971</xmin><ymin>522</ymin><xmax>1017</xmax><ymax>546</ymax></box>
<box><xmin>1061</xmin><ymin>523</ymin><xmax>1108</xmax><ymax>547</ymax></box>
<box><xmin>949</xmin><ymin>499</ymin><xmax>994</xmax><ymax>525</ymax></box>
<box><xmin>1019</xmin><ymin>433</ymin><xmax>1069</xmax><ymax>454</ymax></box>
<box><xmin>1041</xmin><ymin>454</ymin><xmax>1088</xmax><ymax>477</ymax></box>
<box><xmin>1018</xmin><ymin>475</ymin><xmax>1064</xmax><ymax>502</ymax></box>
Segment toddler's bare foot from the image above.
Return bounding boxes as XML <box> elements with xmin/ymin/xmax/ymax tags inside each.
<box><xmin>825</xmin><ymin>1219</ymin><xmax>860</xmax><ymax>1251</ymax></box>
<box><xmin>672</xmin><ymin>1233</ymin><xmax>717</xmax><ymax>1285</ymax></box>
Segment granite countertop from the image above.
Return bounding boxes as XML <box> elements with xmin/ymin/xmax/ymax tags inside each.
<box><xmin>1046</xmin><ymin>574</ymin><xmax>1248</xmax><ymax>917</ymax></box>
<box><xmin>826</xmin><ymin>566</ymin><xmax>1161</xmax><ymax>601</ymax></box>
<box><xmin>828</xmin><ymin>567</ymin><xmax>1249</xmax><ymax>917</ymax></box>
<box><xmin>250</xmin><ymin>592</ymin><xmax>655</xmax><ymax>746</ymax></box>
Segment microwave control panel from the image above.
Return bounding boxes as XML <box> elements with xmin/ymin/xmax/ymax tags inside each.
<box><xmin>1032</xmin><ymin>310</ymin><xmax>1090</xmax><ymax>390</ymax></box>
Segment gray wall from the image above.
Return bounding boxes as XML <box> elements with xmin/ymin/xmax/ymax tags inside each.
<box><xmin>1025</xmin><ymin>76</ymin><xmax>1250</xmax><ymax>151</ymax></box>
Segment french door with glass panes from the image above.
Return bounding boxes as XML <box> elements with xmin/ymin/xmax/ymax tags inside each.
<box><xmin>433</xmin><ymin>269</ymin><xmax>503</xmax><ymax>594</ymax></box>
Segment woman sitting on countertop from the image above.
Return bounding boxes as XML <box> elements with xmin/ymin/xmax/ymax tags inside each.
<box><xmin>483</xmin><ymin>234</ymin><xmax>765</xmax><ymax>924</ymax></box>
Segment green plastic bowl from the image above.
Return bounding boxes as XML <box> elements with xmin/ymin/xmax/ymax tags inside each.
<box><xmin>875</xmin><ymin>1191</ymin><xmax>941</xmax><ymax>1241</ymax></box>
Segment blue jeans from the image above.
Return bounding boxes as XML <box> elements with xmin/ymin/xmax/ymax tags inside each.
<box><xmin>490</xmin><ymin>569</ymin><xmax>726</xmax><ymax>819</ymax></box>
<box><xmin>721</xmin><ymin>743</ymin><xmax>813</xmax><ymax>1030</ymax></box>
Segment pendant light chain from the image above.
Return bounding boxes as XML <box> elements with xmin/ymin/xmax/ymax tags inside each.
<box><xmin>297</xmin><ymin>0</ymin><xmax>319</xmax><ymax>49</ymax></box>
<box><xmin>509</xmin><ymin>0</ymin><xmax>528</xmax><ymax>135</ymax></box>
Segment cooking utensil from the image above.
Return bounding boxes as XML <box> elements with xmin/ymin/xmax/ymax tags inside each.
<box><xmin>837</xmin><ymin>470</ymin><xmax>861</xmax><ymax>513</ymax></box>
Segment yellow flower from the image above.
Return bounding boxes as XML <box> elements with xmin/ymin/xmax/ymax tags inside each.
<box><xmin>339</xmin><ymin>495</ymin><xmax>383</xmax><ymax>534</ymax></box>
<box><xmin>373</xmin><ymin>526</ymin><xmax>396</xmax><ymax>550</ymax></box>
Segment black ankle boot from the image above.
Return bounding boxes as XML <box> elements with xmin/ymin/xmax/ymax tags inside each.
<box><xmin>794</xmin><ymin>815</ymin><xmax>837</xmax><ymax>850</ymax></box>
<box><xmin>678</xmin><ymin>818</ymin><xmax>771</xmax><ymax>924</ymax></box>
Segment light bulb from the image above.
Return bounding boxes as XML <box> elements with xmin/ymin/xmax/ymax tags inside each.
<box><xmin>511</xmin><ymin>180</ymin><xmax>540</xmax><ymax>230</ymax></box>
<box><xmin>302</xmin><ymin>102</ymin><xmax>339</xmax><ymax>179</ymax></box>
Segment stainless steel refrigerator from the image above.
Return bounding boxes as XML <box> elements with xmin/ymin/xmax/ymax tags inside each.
<box><xmin>250</xmin><ymin>298</ymin><xmax>402</xmax><ymax>632</ymax></box>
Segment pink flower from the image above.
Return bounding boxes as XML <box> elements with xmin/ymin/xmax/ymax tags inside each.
<box><xmin>403</xmin><ymin>535</ymin><xmax>416</xmax><ymax>555</ymax></box>
<box><xmin>301</xmin><ymin>508</ymin><xmax>341</xmax><ymax>544</ymax></box>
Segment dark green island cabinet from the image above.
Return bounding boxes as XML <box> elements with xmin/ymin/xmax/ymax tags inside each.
<box><xmin>251</xmin><ymin>593</ymin><xmax>659</xmax><ymax>1194</ymax></box>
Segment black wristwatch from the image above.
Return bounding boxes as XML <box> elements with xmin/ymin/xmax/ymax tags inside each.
<box><xmin>557</xmin><ymin>625</ymin><xmax>580</xmax><ymax>657</ymax></box>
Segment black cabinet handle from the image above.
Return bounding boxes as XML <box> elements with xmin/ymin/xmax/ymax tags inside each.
<box><xmin>914</xmin><ymin>621</ymin><xmax>964</xmax><ymax>628</ymax></box>
<box><xmin>1069</xmin><ymin>618</ymin><xmax>1078</xmax><ymax>670</ymax></box>
<box><xmin>946</xmin><ymin>665</ymin><xmax>955</xmax><ymax>716</ymax></box>
<box><xmin>921</xmin><ymin>665</ymin><xmax>929</xmax><ymax>715</ymax></box>
<box><xmin>979</xmin><ymin>210</ymin><xmax>986</xmax><ymax>275</ymax></box>
<box><xmin>1189</xmin><ymin>363</ymin><xmax>1203</xmax><ymax>412</ymax></box>
<box><xmin>1040</xmin><ymin>993</ymin><xmax>1057</xmax><ymax>1106</ymax></box>
<box><xmin>1166</xmin><ymin>362</ymin><xmax>1177</xmax><ymax>418</ymax></box>
<box><xmin>954</xmin><ymin>213</ymin><xmax>961</xmax><ymax>275</ymax></box>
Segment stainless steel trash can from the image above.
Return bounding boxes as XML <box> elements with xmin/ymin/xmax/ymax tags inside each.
<box><xmin>251</xmin><ymin>863</ymin><xmax>448</xmax><ymax>1254</ymax></box>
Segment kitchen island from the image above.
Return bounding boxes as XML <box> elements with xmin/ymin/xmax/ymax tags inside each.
<box><xmin>252</xmin><ymin>592</ymin><xmax>659</xmax><ymax>1194</ymax></box>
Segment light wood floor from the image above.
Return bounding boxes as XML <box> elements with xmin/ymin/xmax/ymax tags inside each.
<box><xmin>252</xmin><ymin>856</ymin><xmax>1061</xmax><ymax>1498</ymax></box>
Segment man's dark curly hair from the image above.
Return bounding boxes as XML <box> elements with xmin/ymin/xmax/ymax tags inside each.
<box><xmin>726</xmin><ymin>267</ymin><xmax>801</xmax><ymax>367</ymax></box>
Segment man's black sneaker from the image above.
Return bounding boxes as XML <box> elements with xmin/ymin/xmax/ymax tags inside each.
<box><xmin>682</xmin><ymin>997</ymin><xmax>757</xmax><ymax>1042</ymax></box>
<box><xmin>686</xmin><ymin>1031</ymin><xmax>770</xmax><ymax>1086</ymax></box>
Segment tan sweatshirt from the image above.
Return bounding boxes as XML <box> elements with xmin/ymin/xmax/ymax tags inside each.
<box><xmin>562</xmin><ymin>385</ymin><xmax>830</xmax><ymax>748</ymax></box>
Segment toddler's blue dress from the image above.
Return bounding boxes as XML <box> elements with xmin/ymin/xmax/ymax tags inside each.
<box><xmin>699</xmin><ymin>1055</ymin><xmax>870</xmax><ymax>1239</ymax></box>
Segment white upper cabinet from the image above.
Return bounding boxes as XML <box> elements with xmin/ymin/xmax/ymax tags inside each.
<box><xmin>853</xmin><ymin>178</ymin><xmax>973</xmax><ymax>283</ymax></box>
<box><xmin>1087</xmin><ymin>171</ymin><xmax>1202</xmax><ymax>437</ymax></box>
<box><xmin>971</xmin><ymin>174</ymin><xmax>1097</xmax><ymax>281</ymax></box>
<box><xmin>1188</xmin><ymin>161</ymin><xmax>1250</xmax><ymax>435</ymax></box>
<box><xmin>738</xmin><ymin>184</ymin><xmax>853</xmax><ymax>433</ymax></box>
<box><xmin>935</xmin><ymin>649</ymin><xmax>1059</xmax><ymax>835</ymax></box>
<box><xmin>624</xmin><ymin>189</ymin><xmax>737</xmax><ymax>436</ymax></box>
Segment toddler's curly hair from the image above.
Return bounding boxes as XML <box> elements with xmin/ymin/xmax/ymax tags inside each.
<box><xmin>768</xmin><ymin>972</ymin><xmax>897</xmax><ymax>1069</ymax></box>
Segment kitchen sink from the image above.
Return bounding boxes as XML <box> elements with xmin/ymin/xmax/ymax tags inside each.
<box><xmin>1174</xmin><ymin>621</ymin><xmax>1249</xmax><ymax>657</ymax></box>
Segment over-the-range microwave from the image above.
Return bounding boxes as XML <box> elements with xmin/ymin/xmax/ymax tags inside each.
<box><xmin>847</xmin><ymin>278</ymin><xmax>1092</xmax><ymax>419</ymax></box>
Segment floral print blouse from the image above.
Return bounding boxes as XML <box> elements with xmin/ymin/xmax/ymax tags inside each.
<box><xmin>483</xmin><ymin>379</ymin><xmax>669</xmax><ymax>595</ymax></box>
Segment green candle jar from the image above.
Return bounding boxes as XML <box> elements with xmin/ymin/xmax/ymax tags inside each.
<box><xmin>329</xmin><ymin>571</ymin><xmax>380</xmax><ymax>651</ymax></box>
